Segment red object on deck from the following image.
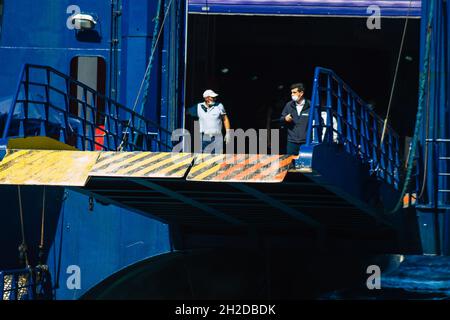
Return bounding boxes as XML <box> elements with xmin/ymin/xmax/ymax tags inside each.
<box><xmin>95</xmin><ymin>125</ymin><xmax>105</xmax><ymax>150</ymax></box>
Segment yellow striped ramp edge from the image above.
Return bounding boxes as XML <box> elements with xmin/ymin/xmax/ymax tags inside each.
<box><xmin>89</xmin><ymin>151</ymin><xmax>195</xmax><ymax>178</ymax></box>
<box><xmin>0</xmin><ymin>149</ymin><xmax>100</xmax><ymax>186</ymax></box>
<box><xmin>186</xmin><ymin>154</ymin><xmax>295</xmax><ymax>183</ymax></box>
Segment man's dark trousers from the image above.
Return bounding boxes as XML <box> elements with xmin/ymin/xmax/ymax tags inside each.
<box><xmin>287</xmin><ymin>141</ymin><xmax>302</xmax><ymax>155</ymax></box>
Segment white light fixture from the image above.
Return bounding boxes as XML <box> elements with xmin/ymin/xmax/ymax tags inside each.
<box><xmin>72</xmin><ymin>13</ymin><xmax>97</xmax><ymax>30</ymax></box>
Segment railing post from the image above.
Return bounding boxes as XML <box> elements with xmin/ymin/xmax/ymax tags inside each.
<box><xmin>2</xmin><ymin>65</ymin><xmax>27</xmax><ymax>139</ymax></box>
<box><xmin>432</xmin><ymin>140</ymin><xmax>439</xmax><ymax>208</ymax></box>
<box><xmin>111</xmin><ymin>101</ymin><xmax>120</xmax><ymax>149</ymax></box>
<box><xmin>141</xmin><ymin>123</ymin><xmax>148</xmax><ymax>151</ymax></box>
<box><xmin>364</xmin><ymin>105</ymin><xmax>372</xmax><ymax>164</ymax></box>
<box><xmin>379</xmin><ymin>120</ymin><xmax>387</xmax><ymax>180</ymax></box>
<box><xmin>60</xmin><ymin>77</ymin><xmax>72</xmax><ymax>144</ymax></box>
<box><xmin>386</xmin><ymin>132</ymin><xmax>394</xmax><ymax>185</ymax></box>
<box><xmin>130</xmin><ymin>112</ymin><xmax>136</xmax><ymax>150</ymax></box>
<box><xmin>27</xmin><ymin>268</ymin><xmax>35</xmax><ymax>300</ymax></box>
<box><xmin>104</xmin><ymin>100</ymin><xmax>111</xmax><ymax>150</ymax></box>
<box><xmin>89</xmin><ymin>91</ymin><xmax>97</xmax><ymax>150</ymax></box>
<box><xmin>359</xmin><ymin>101</ymin><xmax>368</xmax><ymax>161</ymax></box>
<box><xmin>306</xmin><ymin>68</ymin><xmax>321</xmax><ymax>145</ymax></box>
<box><xmin>371</xmin><ymin>114</ymin><xmax>379</xmax><ymax>173</ymax></box>
<box><xmin>346</xmin><ymin>93</ymin><xmax>353</xmax><ymax>155</ymax></box>
<box><xmin>324</xmin><ymin>75</ymin><xmax>333</xmax><ymax>143</ymax></box>
<box><xmin>336</xmin><ymin>83</ymin><xmax>344</xmax><ymax>145</ymax></box>
<box><xmin>350</xmin><ymin>98</ymin><xmax>358</xmax><ymax>157</ymax></box>
<box><xmin>23</xmin><ymin>65</ymin><xmax>30</xmax><ymax>137</ymax></box>
<box><xmin>82</xmin><ymin>87</ymin><xmax>89</xmax><ymax>150</ymax></box>
<box><xmin>40</xmin><ymin>69</ymin><xmax>51</xmax><ymax>137</ymax></box>
<box><xmin>10</xmin><ymin>274</ymin><xmax>17</xmax><ymax>300</ymax></box>
<box><xmin>394</xmin><ymin>133</ymin><xmax>400</xmax><ymax>189</ymax></box>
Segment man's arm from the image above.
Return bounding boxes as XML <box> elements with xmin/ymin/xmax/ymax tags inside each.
<box><xmin>222</xmin><ymin>114</ymin><xmax>231</xmax><ymax>144</ymax></box>
<box><xmin>219</xmin><ymin>104</ymin><xmax>231</xmax><ymax>131</ymax></box>
<box><xmin>280</xmin><ymin>102</ymin><xmax>293</xmax><ymax>124</ymax></box>
<box><xmin>222</xmin><ymin>114</ymin><xmax>231</xmax><ymax>131</ymax></box>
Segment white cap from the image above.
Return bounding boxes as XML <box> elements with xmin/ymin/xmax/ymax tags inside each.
<box><xmin>203</xmin><ymin>89</ymin><xmax>219</xmax><ymax>98</ymax></box>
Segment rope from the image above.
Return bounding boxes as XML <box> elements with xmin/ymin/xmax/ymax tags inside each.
<box><xmin>118</xmin><ymin>0</ymin><xmax>174</xmax><ymax>151</ymax></box>
<box><xmin>17</xmin><ymin>186</ymin><xmax>29</xmax><ymax>267</ymax></box>
<box><xmin>133</xmin><ymin>0</ymin><xmax>164</xmax><ymax>142</ymax></box>
<box><xmin>388</xmin><ymin>0</ymin><xmax>435</xmax><ymax>213</ymax></box>
<box><xmin>133</xmin><ymin>0</ymin><xmax>161</xmax><ymax>144</ymax></box>
<box><xmin>38</xmin><ymin>186</ymin><xmax>46</xmax><ymax>265</ymax></box>
<box><xmin>418</xmin><ymin>50</ymin><xmax>433</xmax><ymax>199</ymax></box>
<box><xmin>380</xmin><ymin>0</ymin><xmax>413</xmax><ymax>145</ymax></box>
<box><xmin>205</xmin><ymin>0</ymin><xmax>211</xmax><ymax>82</ymax></box>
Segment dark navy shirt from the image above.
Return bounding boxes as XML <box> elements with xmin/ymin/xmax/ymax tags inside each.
<box><xmin>280</xmin><ymin>99</ymin><xmax>311</xmax><ymax>143</ymax></box>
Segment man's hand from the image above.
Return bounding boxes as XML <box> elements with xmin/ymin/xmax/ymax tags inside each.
<box><xmin>224</xmin><ymin>130</ymin><xmax>231</xmax><ymax>144</ymax></box>
<box><xmin>285</xmin><ymin>114</ymin><xmax>293</xmax><ymax>123</ymax></box>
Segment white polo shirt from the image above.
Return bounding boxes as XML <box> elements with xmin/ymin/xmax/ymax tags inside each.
<box><xmin>197</xmin><ymin>102</ymin><xmax>227</xmax><ymax>135</ymax></box>
<box><xmin>295</xmin><ymin>98</ymin><xmax>306</xmax><ymax>116</ymax></box>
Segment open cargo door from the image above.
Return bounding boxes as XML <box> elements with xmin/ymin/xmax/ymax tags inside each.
<box><xmin>188</xmin><ymin>0</ymin><xmax>421</xmax><ymax>17</ymax></box>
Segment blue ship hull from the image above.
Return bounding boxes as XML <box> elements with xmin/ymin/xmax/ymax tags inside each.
<box><xmin>1</xmin><ymin>0</ymin><xmax>450</xmax><ymax>300</ymax></box>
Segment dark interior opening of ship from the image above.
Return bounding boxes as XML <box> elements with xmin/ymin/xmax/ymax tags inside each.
<box><xmin>186</xmin><ymin>15</ymin><xmax>420</xmax><ymax>155</ymax></box>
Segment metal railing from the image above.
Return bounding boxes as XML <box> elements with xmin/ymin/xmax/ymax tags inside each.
<box><xmin>416</xmin><ymin>138</ymin><xmax>450</xmax><ymax>209</ymax></box>
<box><xmin>1</xmin><ymin>64</ymin><xmax>172</xmax><ymax>152</ymax></box>
<box><xmin>0</xmin><ymin>266</ymin><xmax>52</xmax><ymax>300</ymax></box>
<box><xmin>306</xmin><ymin>67</ymin><xmax>401</xmax><ymax>189</ymax></box>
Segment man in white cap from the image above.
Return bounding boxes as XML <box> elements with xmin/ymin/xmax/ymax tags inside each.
<box><xmin>187</xmin><ymin>89</ymin><xmax>231</xmax><ymax>153</ymax></box>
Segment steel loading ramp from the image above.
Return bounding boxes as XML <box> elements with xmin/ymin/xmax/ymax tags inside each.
<box><xmin>83</xmin><ymin>173</ymin><xmax>391</xmax><ymax>230</ymax></box>
<box><xmin>0</xmin><ymin>149</ymin><xmax>395</xmax><ymax>236</ymax></box>
<box><xmin>0</xmin><ymin>150</ymin><xmax>294</xmax><ymax>186</ymax></box>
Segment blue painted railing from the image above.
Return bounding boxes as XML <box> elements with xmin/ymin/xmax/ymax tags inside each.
<box><xmin>306</xmin><ymin>67</ymin><xmax>401</xmax><ymax>189</ymax></box>
<box><xmin>0</xmin><ymin>266</ymin><xmax>52</xmax><ymax>300</ymax></box>
<box><xmin>416</xmin><ymin>139</ymin><xmax>450</xmax><ymax>210</ymax></box>
<box><xmin>1</xmin><ymin>64</ymin><xmax>172</xmax><ymax>152</ymax></box>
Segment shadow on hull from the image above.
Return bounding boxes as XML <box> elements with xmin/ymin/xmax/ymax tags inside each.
<box><xmin>0</xmin><ymin>185</ymin><xmax>64</xmax><ymax>270</ymax></box>
<box><xmin>82</xmin><ymin>249</ymin><xmax>403</xmax><ymax>300</ymax></box>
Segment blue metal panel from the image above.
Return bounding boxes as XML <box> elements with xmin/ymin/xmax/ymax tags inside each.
<box><xmin>415</xmin><ymin>0</ymin><xmax>450</xmax><ymax>255</ymax></box>
<box><xmin>188</xmin><ymin>0</ymin><xmax>421</xmax><ymax>17</ymax></box>
<box><xmin>0</xmin><ymin>0</ymin><xmax>112</xmax><ymax>99</ymax></box>
<box><xmin>120</xmin><ymin>0</ymin><xmax>186</xmax><ymax>147</ymax></box>
<box><xmin>417</xmin><ymin>211</ymin><xmax>439</xmax><ymax>254</ymax></box>
<box><xmin>45</xmin><ymin>190</ymin><xmax>170</xmax><ymax>300</ymax></box>
<box><xmin>160</xmin><ymin>0</ymin><xmax>187</xmax><ymax>146</ymax></box>
<box><xmin>298</xmin><ymin>143</ymin><xmax>399</xmax><ymax>225</ymax></box>
<box><xmin>120</xmin><ymin>0</ymin><xmax>156</xmax><ymax>115</ymax></box>
<box><xmin>0</xmin><ymin>0</ymin><xmax>3</xmax><ymax>41</ymax></box>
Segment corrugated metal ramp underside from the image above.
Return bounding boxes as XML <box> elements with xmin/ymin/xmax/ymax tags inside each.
<box><xmin>0</xmin><ymin>150</ymin><xmax>390</xmax><ymax>231</ymax></box>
